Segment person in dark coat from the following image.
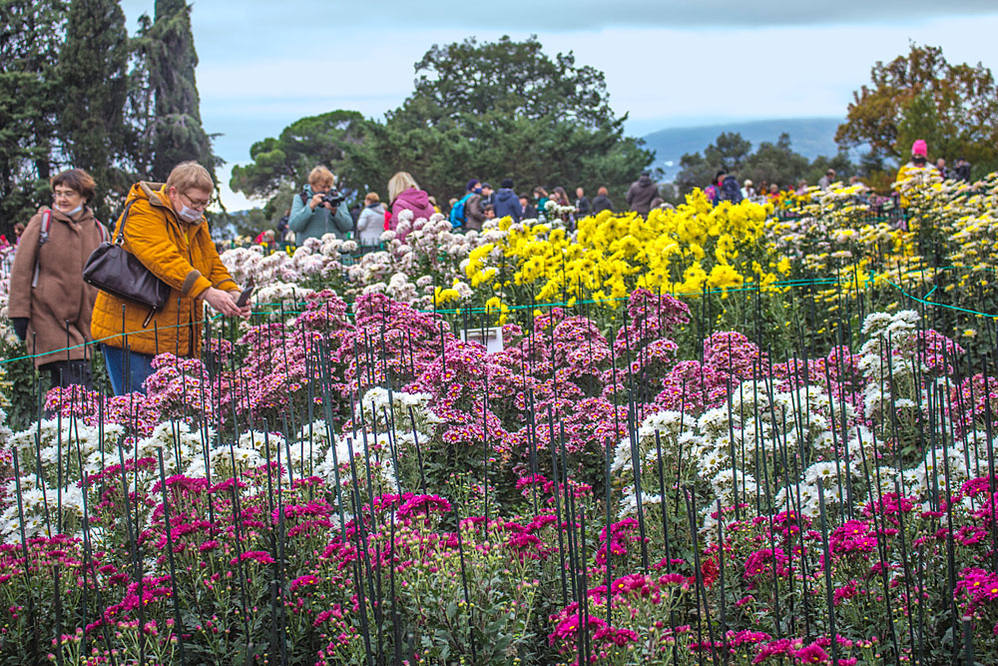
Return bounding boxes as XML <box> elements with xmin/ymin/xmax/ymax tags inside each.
<box><xmin>574</xmin><ymin>187</ymin><xmax>591</xmax><ymax>218</ymax></box>
<box><xmin>591</xmin><ymin>186</ymin><xmax>613</xmax><ymax>213</ymax></box>
<box><xmin>276</xmin><ymin>208</ymin><xmax>290</xmax><ymax>242</ymax></box>
<box><xmin>493</xmin><ymin>178</ymin><xmax>523</xmax><ymax>222</ymax></box>
<box><xmin>626</xmin><ymin>172</ymin><xmax>659</xmax><ymax>215</ymax></box>
<box><xmin>519</xmin><ymin>195</ymin><xmax>536</xmax><ymax>220</ymax></box>
<box><xmin>465</xmin><ymin>189</ymin><xmax>486</xmax><ymax>231</ymax></box>
<box><xmin>479</xmin><ymin>182</ymin><xmax>494</xmax><ymax>208</ymax></box>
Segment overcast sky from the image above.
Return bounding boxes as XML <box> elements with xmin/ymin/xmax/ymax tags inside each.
<box><xmin>120</xmin><ymin>1</ymin><xmax>998</xmax><ymax>209</ymax></box>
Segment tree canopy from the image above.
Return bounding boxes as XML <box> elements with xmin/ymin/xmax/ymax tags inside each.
<box><xmin>674</xmin><ymin>132</ymin><xmax>752</xmax><ymax>192</ymax></box>
<box><xmin>231</xmin><ymin>35</ymin><xmax>653</xmax><ymax>212</ymax></box>
<box><xmin>58</xmin><ymin>0</ymin><xmax>131</xmax><ymax>220</ymax></box>
<box><xmin>395</xmin><ymin>35</ymin><xmax>616</xmax><ymax>130</ymax></box>
<box><xmin>0</xmin><ymin>0</ymin><xmax>219</xmax><ymax>235</ymax></box>
<box><xmin>835</xmin><ymin>43</ymin><xmax>998</xmax><ymax>169</ymax></box>
<box><xmin>0</xmin><ymin>1</ymin><xmax>65</xmax><ymax>231</ymax></box>
<box><xmin>230</xmin><ymin>110</ymin><xmax>372</xmax><ymax>203</ymax></box>
<box><xmin>134</xmin><ymin>0</ymin><xmax>218</xmax><ymax>182</ymax></box>
<box><xmin>676</xmin><ymin>132</ymin><xmax>854</xmax><ymax>193</ymax></box>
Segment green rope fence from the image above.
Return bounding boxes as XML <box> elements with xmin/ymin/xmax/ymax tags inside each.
<box><xmin>2</xmin><ymin>267</ymin><xmax>995</xmax><ymax>367</ymax></box>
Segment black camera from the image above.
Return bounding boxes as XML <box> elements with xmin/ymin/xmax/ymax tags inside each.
<box><xmin>307</xmin><ymin>186</ymin><xmax>345</xmax><ymax>209</ymax></box>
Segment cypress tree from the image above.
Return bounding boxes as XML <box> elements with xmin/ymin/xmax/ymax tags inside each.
<box><xmin>58</xmin><ymin>0</ymin><xmax>130</xmax><ymax>220</ymax></box>
<box><xmin>133</xmin><ymin>0</ymin><xmax>218</xmax><ymax>182</ymax></box>
<box><xmin>0</xmin><ymin>1</ymin><xmax>66</xmax><ymax>234</ymax></box>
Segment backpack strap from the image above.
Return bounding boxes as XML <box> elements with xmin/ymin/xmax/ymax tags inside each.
<box><xmin>38</xmin><ymin>209</ymin><xmax>53</xmax><ymax>245</ymax></box>
<box><xmin>95</xmin><ymin>217</ymin><xmax>109</xmax><ymax>243</ymax></box>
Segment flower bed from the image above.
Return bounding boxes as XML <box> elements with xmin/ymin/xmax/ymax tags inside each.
<box><xmin>1</xmin><ymin>177</ymin><xmax>998</xmax><ymax>663</ymax></box>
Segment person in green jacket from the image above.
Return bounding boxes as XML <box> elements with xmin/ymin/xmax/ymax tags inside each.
<box><xmin>288</xmin><ymin>166</ymin><xmax>353</xmax><ymax>243</ymax></box>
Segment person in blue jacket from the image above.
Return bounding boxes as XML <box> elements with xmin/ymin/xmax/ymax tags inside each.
<box><xmin>493</xmin><ymin>178</ymin><xmax>523</xmax><ymax>223</ymax></box>
<box><xmin>288</xmin><ymin>166</ymin><xmax>353</xmax><ymax>243</ymax></box>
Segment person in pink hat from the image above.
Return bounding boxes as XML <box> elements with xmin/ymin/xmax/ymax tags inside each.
<box><xmin>895</xmin><ymin>139</ymin><xmax>939</xmax><ymax>206</ymax></box>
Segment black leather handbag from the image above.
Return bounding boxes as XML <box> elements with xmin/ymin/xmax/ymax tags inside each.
<box><xmin>83</xmin><ymin>199</ymin><xmax>171</xmax><ymax>325</ymax></box>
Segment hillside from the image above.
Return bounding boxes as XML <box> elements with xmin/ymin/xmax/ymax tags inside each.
<box><xmin>641</xmin><ymin>117</ymin><xmax>843</xmax><ymax>180</ymax></box>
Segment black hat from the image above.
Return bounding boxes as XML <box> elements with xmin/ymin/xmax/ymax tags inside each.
<box><xmin>500</xmin><ymin>178</ymin><xmax>514</xmax><ymax>189</ymax></box>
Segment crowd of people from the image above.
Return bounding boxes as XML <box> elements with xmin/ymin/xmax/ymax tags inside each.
<box><xmin>1</xmin><ymin>138</ymin><xmax>974</xmax><ymax>398</ymax></box>
<box><xmin>699</xmin><ymin>138</ymin><xmax>972</xmax><ymax>209</ymax></box>
<box><xmin>442</xmin><ymin>178</ymin><xmax>625</xmax><ymax>231</ymax></box>
<box><xmin>257</xmin><ymin>170</ymin><xmax>668</xmax><ymax>248</ymax></box>
<box><xmin>253</xmin><ymin>138</ymin><xmax>973</xmax><ymax>251</ymax></box>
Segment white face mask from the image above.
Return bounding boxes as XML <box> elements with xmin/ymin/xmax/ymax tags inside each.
<box><xmin>65</xmin><ymin>204</ymin><xmax>83</xmax><ymax>217</ymax></box>
<box><xmin>177</xmin><ymin>205</ymin><xmax>202</xmax><ymax>223</ymax></box>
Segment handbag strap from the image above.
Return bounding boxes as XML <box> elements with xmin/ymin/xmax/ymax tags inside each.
<box><xmin>31</xmin><ymin>209</ymin><xmax>53</xmax><ymax>289</ymax></box>
<box><xmin>113</xmin><ymin>199</ymin><xmax>139</xmax><ymax>246</ymax></box>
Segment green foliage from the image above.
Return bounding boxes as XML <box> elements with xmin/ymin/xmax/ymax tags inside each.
<box><xmin>232</xmin><ymin>36</ymin><xmax>653</xmax><ymax>211</ymax></box>
<box><xmin>401</xmin><ymin>35</ymin><xmax>616</xmax><ymax>130</ymax></box>
<box><xmin>208</xmin><ymin>207</ymin><xmax>272</xmax><ymax>241</ymax></box>
<box><xmin>0</xmin><ymin>0</ymin><xmax>66</xmax><ymax>237</ymax></box>
<box><xmin>741</xmin><ymin>133</ymin><xmax>812</xmax><ymax>187</ymax></box>
<box><xmin>58</xmin><ymin>0</ymin><xmax>131</xmax><ymax>221</ymax></box>
<box><xmin>806</xmin><ymin>150</ymin><xmax>855</xmax><ymax>184</ymax></box>
<box><xmin>1</xmin><ymin>353</ymin><xmax>39</xmax><ymax>431</ymax></box>
<box><xmin>836</xmin><ymin>43</ymin><xmax>998</xmax><ymax>167</ymax></box>
<box><xmin>710</xmin><ymin>132</ymin><xmax>753</xmax><ymax>170</ymax></box>
<box><xmin>0</xmin><ymin>0</ymin><xmax>219</xmax><ymax>232</ymax></box>
<box><xmin>379</xmin><ymin>35</ymin><xmax>652</xmax><ymax>202</ymax></box>
<box><xmin>675</xmin><ymin>131</ymin><xmax>752</xmax><ymax>192</ymax></box>
<box><xmin>132</xmin><ymin>0</ymin><xmax>219</xmax><ymax>181</ymax></box>
<box><xmin>229</xmin><ymin>110</ymin><xmax>373</xmax><ymax>201</ymax></box>
<box><xmin>678</xmin><ymin>131</ymin><xmax>850</xmax><ymax>192</ymax></box>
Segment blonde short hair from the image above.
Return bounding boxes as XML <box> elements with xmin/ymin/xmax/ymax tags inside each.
<box><xmin>308</xmin><ymin>166</ymin><xmax>335</xmax><ymax>189</ymax></box>
<box><xmin>165</xmin><ymin>161</ymin><xmax>214</xmax><ymax>194</ymax></box>
<box><xmin>387</xmin><ymin>171</ymin><xmax>418</xmax><ymax>203</ymax></box>
<box><xmin>364</xmin><ymin>192</ymin><xmax>380</xmax><ymax>204</ymax></box>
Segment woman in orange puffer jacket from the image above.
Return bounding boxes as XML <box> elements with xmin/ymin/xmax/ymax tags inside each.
<box><xmin>91</xmin><ymin>162</ymin><xmax>249</xmax><ymax>394</ymax></box>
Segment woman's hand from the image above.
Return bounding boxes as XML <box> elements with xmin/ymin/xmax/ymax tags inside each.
<box><xmin>229</xmin><ymin>289</ymin><xmax>252</xmax><ymax>317</ymax></box>
<box><xmin>203</xmin><ymin>287</ymin><xmax>250</xmax><ymax>318</ymax></box>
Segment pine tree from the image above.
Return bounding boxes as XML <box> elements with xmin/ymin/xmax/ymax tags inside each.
<box><xmin>58</xmin><ymin>0</ymin><xmax>130</xmax><ymax>220</ymax></box>
<box><xmin>0</xmin><ymin>0</ymin><xmax>66</xmax><ymax>234</ymax></box>
<box><xmin>133</xmin><ymin>0</ymin><xmax>218</xmax><ymax>182</ymax></box>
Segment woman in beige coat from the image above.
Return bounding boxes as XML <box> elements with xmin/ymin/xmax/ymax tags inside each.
<box><xmin>9</xmin><ymin>169</ymin><xmax>108</xmax><ymax>388</ymax></box>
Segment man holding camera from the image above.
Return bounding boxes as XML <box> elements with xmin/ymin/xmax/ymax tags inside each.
<box><xmin>288</xmin><ymin>166</ymin><xmax>354</xmax><ymax>243</ymax></box>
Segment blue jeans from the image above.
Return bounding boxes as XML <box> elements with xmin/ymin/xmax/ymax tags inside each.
<box><xmin>101</xmin><ymin>345</ymin><xmax>156</xmax><ymax>395</ymax></box>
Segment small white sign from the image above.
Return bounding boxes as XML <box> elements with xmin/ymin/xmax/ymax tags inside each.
<box><xmin>460</xmin><ymin>326</ymin><xmax>504</xmax><ymax>354</ymax></box>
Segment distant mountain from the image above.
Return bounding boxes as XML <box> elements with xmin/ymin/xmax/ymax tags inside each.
<box><xmin>641</xmin><ymin>117</ymin><xmax>844</xmax><ymax>181</ymax></box>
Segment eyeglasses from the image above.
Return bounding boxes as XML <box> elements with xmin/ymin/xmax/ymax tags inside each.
<box><xmin>53</xmin><ymin>188</ymin><xmax>79</xmax><ymax>199</ymax></box>
<box><xmin>181</xmin><ymin>192</ymin><xmax>211</xmax><ymax>209</ymax></box>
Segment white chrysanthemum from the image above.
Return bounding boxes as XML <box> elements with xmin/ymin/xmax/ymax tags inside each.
<box><xmin>617</xmin><ymin>487</ymin><xmax>662</xmax><ymax>519</ymax></box>
<box><xmin>611</xmin><ymin>437</ymin><xmax>632</xmax><ymax>472</ymax></box>
<box><xmin>803</xmin><ymin>461</ymin><xmax>840</xmax><ymax>486</ymax></box>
